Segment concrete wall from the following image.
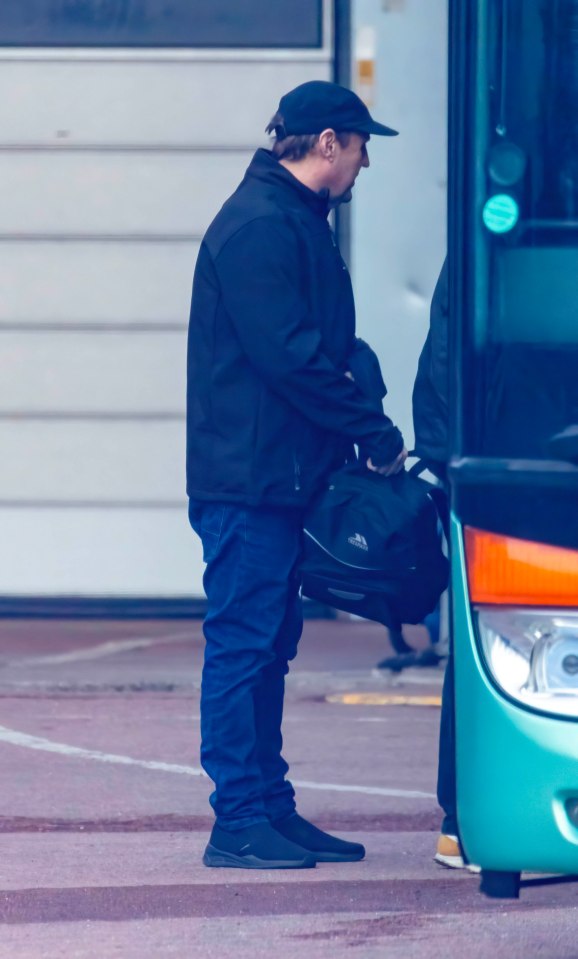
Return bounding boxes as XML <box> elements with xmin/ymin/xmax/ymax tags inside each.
<box><xmin>0</xmin><ymin>5</ymin><xmax>332</xmax><ymax>600</ymax></box>
<box><xmin>0</xmin><ymin>0</ymin><xmax>448</xmax><ymax>601</ymax></box>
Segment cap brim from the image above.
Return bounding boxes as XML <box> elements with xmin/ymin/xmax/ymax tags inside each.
<box><xmin>366</xmin><ymin>120</ymin><xmax>399</xmax><ymax>137</ymax></box>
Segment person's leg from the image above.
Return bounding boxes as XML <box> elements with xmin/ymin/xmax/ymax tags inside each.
<box><xmin>191</xmin><ymin>501</ymin><xmax>316</xmax><ymax>868</ymax></box>
<box><xmin>192</xmin><ymin>501</ymin><xmax>303</xmax><ymax>831</ymax></box>
<box><xmin>423</xmin><ymin>604</ymin><xmax>441</xmax><ymax>646</ymax></box>
<box><xmin>434</xmin><ymin>478</ymin><xmax>454</xmax><ymax>824</ymax></box>
<box><xmin>435</xmin><ymin>647</ymin><xmax>480</xmax><ymax>871</ymax></box>
<box><xmin>254</xmin><ymin>565</ymin><xmax>303</xmax><ymax>822</ymax></box>
<box><xmin>437</xmin><ymin>650</ymin><xmax>457</xmax><ymax>836</ymax></box>
<box><xmin>253</xmin><ymin>556</ymin><xmax>365</xmax><ymax>862</ymax></box>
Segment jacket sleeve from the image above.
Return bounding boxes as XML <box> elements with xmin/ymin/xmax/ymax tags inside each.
<box><xmin>214</xmin><ymin>215</ymin><xmax>403</xmax><ymax>467</ymax></box>
<box><xmin>412</xmin><ymin>258</ymin><xmax>449</xmax><ymax>461</ymax></box>
<box><xmin>348</xmin><ymin>337</ymin><xmax>388</xmax><ymax>412</ymax></box>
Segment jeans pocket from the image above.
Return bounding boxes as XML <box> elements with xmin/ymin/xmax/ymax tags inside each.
<box><xmin>199</xmin><ymin>503</ymin><xmax>226</xmax><ymax>563</ymax></box>
<box><xmin>188</xmin><ymin>499</ymin><xmax>203</xmax><ymax>535</ymax></box>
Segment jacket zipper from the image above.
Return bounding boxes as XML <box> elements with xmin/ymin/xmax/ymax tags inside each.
<box><xmin>329</xmin><ymin>228</ymin><xmax>348</xmax><ymax>271</ymax></box>
<box><xmin>294</xmin><ymin>455</ymin><xmax>301</xmax><ymax>491</ymax></box>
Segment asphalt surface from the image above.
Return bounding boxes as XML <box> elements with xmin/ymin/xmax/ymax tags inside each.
<box><xmin>0</xmin><ymin>616</ymin><xmax>577</xmax><ymax>958</ymax></box>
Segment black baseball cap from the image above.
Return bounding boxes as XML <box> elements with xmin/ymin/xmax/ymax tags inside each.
<box><xmin>275</xmin><ymin>80</ymin><xmax>398</xmax><ymax>138</ymax></box>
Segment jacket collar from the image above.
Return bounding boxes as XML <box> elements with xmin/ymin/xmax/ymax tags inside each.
<box><xmin>245</xmin><ymin>148</ymin><xmax>330</xmax><ymax>219</ymax></box>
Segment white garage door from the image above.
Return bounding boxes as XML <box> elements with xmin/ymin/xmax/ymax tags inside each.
<box><xmin>0</xmin><ymin>0</ymin><xmax>334</xmax><ymax>603</ymax></box>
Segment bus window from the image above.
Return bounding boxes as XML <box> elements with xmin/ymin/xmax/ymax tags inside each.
<box><xmin>463</xmin><ymin>0</ymin><xmax>578</xmax><ymax>459</ymax></box>
<box><xmin>0</xmin><ymin>0</ymin><xmax>323</xmax><ymax>49</ymax></box>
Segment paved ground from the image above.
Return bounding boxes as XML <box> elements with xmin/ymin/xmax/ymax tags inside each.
<box><xmin>0</xmin><ymin>616</ymin><xmax>577</xmax><ymax>958</ymax></box>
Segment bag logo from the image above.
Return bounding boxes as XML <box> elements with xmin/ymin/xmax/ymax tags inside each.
<box><xmin>348</xmin><ymin>532</ymin><xmax>368</xmax><ymax>551</ymax></box>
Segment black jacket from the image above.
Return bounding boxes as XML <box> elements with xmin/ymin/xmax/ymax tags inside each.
<box><xmin>412</xmin><ymin>259</ymin><xmax>449</xmax><ymax>463</ymax></box>
<box><xmin>186</xmin><ymin>149</ymin><xmax>404</xmax><ymax>507</ymax></box>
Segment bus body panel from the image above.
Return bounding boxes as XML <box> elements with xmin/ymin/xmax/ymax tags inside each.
<box><xmin>452</xmin><ymin>516</ymin><xmax>578</xmax><ymax>873</ymax></box>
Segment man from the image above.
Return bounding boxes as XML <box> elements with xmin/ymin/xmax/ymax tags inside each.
<box><xmin>412</xmin><ymin>258</ymin><xmax>479</xmax><ymax>873</ymax></box>
<box><xmin>187</xmin><ymin>81</ymin><xmax>407</xmax><ymax>869</ymax></box>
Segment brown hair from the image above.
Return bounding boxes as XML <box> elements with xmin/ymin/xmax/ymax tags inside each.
<box><xmin>266</xmin><ymin>112</ymin><xmax>351</xmax><ymax>161</ymax></box>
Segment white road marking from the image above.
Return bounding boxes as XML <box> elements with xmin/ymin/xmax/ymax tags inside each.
<box><xmin>5</xmin><ymin>631</ymin><xmax>194</xmax><ymax>668</ymax></box>
<box><xmin>355</xmin><ymin>717</ymin><xmax>390</xmax><ymax>722</ymax></box>
<box><xmin>0</xmin><ymin>724</ymin><xmax>435</xmax><ymax>800</ymax></box>
<box><xmin>293</xmin><ymin>780</ymin><xmax>434</xmax><ymax>799</ymax></box>
<box><xmin>0</xmin><ymin>724</ymin><xmax>205</xmax><ymax>777</ymax></box>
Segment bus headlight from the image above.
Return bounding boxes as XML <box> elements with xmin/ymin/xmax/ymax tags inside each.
<box><xmin>476</xmin><ymin>608</ymin><xmax>578</xmax><ymax>718</ymax></box>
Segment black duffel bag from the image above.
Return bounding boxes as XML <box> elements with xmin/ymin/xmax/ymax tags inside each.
<box><xmin>300</xmin><ymin>463</ymin><xmax>449</xmax><ymax>630</ymax></box>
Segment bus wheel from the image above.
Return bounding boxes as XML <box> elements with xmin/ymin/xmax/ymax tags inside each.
<box><xmin>480</xmin><ymin>869</ymin><xmax>521</xmax><ymax>899</ymax></box>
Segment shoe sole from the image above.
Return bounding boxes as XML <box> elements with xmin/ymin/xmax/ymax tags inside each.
<box><xmin>434</xmin><ymin>853</ymin><xmax>481</xmax><ymax>874</ymax></box>
<box><xmin>310</xmin><ymin>850</ymin><xmax>365</xmax><ymax>863</ymax></box>
<box><xmin>203</xmin><ymin>844</ymin><xmax>316</xmax><ymax>869</ymax></box>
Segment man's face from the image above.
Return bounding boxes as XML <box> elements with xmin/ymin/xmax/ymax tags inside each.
<box><xmin>327</xmin><ymin>133</ymin><xmax>370</xmax><ymax>205</ymax></box>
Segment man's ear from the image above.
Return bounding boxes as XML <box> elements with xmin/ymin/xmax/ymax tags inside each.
<box><xmin>318</xmin><ymin>128</ymin><xmax>337</xmax><ymax>161</ymax></box>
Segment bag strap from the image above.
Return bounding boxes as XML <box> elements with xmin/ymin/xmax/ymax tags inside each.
<box><xmin>407</xmin><ymin>455</ymin><xmax>427</xmax><ymax>478</ymax></box>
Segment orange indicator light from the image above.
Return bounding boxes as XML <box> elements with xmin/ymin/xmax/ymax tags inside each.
<box><xmin>465</xmin><ymin>527</ymin><xmax>578</xmax><ymax>606</ymax></box>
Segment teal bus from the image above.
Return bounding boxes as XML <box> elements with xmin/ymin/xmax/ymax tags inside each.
<box><xmin>448</xmin><ymin>0</ymin><xmax>578</xmax><ymax>897</ymax></box>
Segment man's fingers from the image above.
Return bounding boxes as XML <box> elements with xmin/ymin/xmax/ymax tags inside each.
<box><xmin>366</xmin><ymin>447</ymin><xmax>408</xmax><ymax>476</ymax></box>
<box><xmin>366</xmin><ymin>457</ymin><xmax>393</xmax><ymax>475</ymax></box>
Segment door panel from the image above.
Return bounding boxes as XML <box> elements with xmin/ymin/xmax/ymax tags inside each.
<box><xmin>0</xmin><ymin>330</ymin><xmax>186</xmax><ymax>412</ymax></box>
<box><xmin>0</xmin><ymin>152</ymin><xmax>250</xmax><ymax>235</ymax></box>
<box><xmin>0</xmin><ymin>507</ymin><xmax>202</xmax><ymax>595</ymax></box>
<box><xmin>0</xmin><ymin>23</ymin><xmax>332</xmax><ymax>598</ymax></box>
<box><xmin>0</xmin><ymin>421</ymin><xmax>185</xmax><ymax>502</ymax></box>
<box><xmin>0</xmin><ymin>61</ymin><xmax>327</xmax><ymax>147</ymax></box>
<box><xmin>0</xmin><ymin>242</ymin><xmax>197</xmax><ymax>326</ymax></box>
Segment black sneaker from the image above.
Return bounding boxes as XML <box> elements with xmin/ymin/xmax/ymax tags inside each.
<box><xmin>203</xmin><ymin>821</ymin><xmax>316</xmax><ymax>869</ymax></box>
<box><xmin>375</xmin><ymin>647</ymin><xmax>443</xmax><ymax>672</ymax></box>
<box><xmin>375</xmin><ymin>650</ymin><xmax>421</xmax><ymax>672</ymax></box>
<box><xmin>272</xmin><ymin>812</ymin><xmax>365</xmax><ymax>863</ymax></box>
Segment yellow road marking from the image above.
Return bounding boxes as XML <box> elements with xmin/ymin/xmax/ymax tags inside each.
<box><xmin>326</xmin><ymin>692</ymin><xmax>442</xmax><ymax>707</ymax></box>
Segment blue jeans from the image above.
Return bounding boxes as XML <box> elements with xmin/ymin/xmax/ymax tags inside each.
<box><xmin>189</xmin><ymin>500</ymin><xmax>304</xmax><ymax>831</ymax></box>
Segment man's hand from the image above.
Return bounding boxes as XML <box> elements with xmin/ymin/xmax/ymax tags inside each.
<box><xmin>366</xmin><ymin>447</ymin><xmax>408</xmax><ymax>476</ymax></box>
